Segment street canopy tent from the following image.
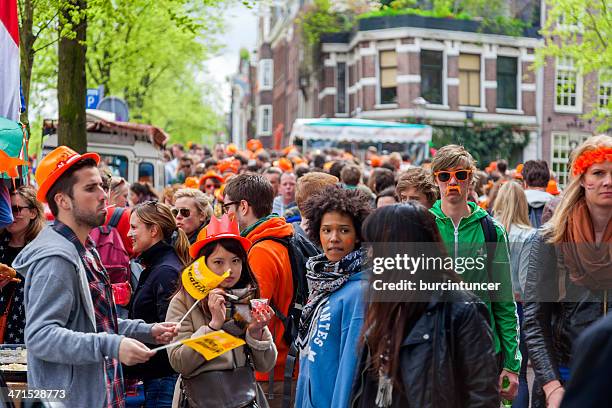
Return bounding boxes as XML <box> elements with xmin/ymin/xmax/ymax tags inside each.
<box><xmin>290</xmin><ymin>118</ymin><xmax>432</xmax><ymax>159</ymax></box>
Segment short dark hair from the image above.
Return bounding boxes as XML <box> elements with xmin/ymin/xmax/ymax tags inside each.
<box><xmin>302</xmin><ymin>184</ymin><xmax>372</xmax><ymax>247</ymax></box>
<box><xmin>224</xmin><ymin>173</ymin><xmax>274</xmax><ymax>218</ymax></box>
<box><xmin>312</xmin><ymin>154</ymin><xmax>326</xmax><ymax>169</ymax></box>
<box><xmin>370</xmin><ymin>168</ymin><xmax>395</xmax><ymax>194</ymax></box>
<box><xmin>375</xmin><ymin>187</ymin><xmax>398</xmax><ymax>207</ymax></box>
<box><xmin>522</xmin><ymin>160</ymin><xmax>550</xmax><ymax>188</ymax></box>
<box><xmin>46</xmin><ymin>158</ymin><xmax>98</xmax><ymax>217</ymax></box>
<box><xmin>295</xmin><ymin>164</ymin><xmax>310</xmax><ymax>179</ymax></box>
<box><xmin>340</xmin><ymin>164</ymin><xmax>362</xmax><ymax>186</ymax></box>
<box><xmin>497</xmin><ymin>160</ymin><xmax>508</xmax><ymax>174</ymax></box>
<box><xmin>329</xmin><ymin>161</ymin><xmax>347</xmax><ymax>179</ymax></box>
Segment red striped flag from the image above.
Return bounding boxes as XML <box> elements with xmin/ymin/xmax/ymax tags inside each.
<box><xmin>0</xmin><ymin>0</ymin><xmax>20</xmax><ymax>121</ymax></box>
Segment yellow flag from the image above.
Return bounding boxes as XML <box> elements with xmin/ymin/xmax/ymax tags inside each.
<box><xmin>181</xmin><ymin>257</ymin><xmax>229</xmax><ymax>300</ymax></box>
<box><xmin>181</xmin><ymin>330</ymin><xmax>246</xmax><ymax>360</ymax></box>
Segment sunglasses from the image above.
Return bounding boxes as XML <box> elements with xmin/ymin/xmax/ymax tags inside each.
<box><xmin>434</xmin><ymin>170</ymin><xmax>472</xmax><ymax>183</ymax></box>
<box><xmin>171</xmin><ymin>208</ymin><xmax>191</xmax><ymax>218</ymax></box>
<box><xmin>221</xmin><ymin>201</ymin><xmax>241</xmax><ymax>214</ymax></box>
<box><xmin>11</xmin><ymin>205</ymin><xmax>32</xmax><ymax>215</ymax></box>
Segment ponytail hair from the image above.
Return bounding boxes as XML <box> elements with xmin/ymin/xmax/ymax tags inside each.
<box><xmin>132</xmin><ymin>201</ymin><xmax>192</xmax><ymax>265</ymax></box>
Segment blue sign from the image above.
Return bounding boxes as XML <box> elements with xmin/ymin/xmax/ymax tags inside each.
<box><xmin>86</xmin><ymin>88</ymin><xmax>101</xmax><ymax>109</ymax></box>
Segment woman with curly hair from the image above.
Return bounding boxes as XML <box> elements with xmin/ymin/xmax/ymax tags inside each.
<box><xmin>295</xmin><ymin>184</ymin><xmax>372</xmax><ymax>408</ymax></box>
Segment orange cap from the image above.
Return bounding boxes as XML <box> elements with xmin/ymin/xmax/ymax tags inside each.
<box><xmin>247</xmin><ymin>139</ymin><xmax>263</xmax><ymax>152</ymax></box>
<box><xmin>35</xmin><ymin>146</ymin><xmax>100</xmax><ymax>202</ymax></box>
<box><xmin>546</xmin><ymin>179</ymin><xmax>560</xmax><ymax>195</ymax></box>
<box><xmin>189</xmin><ymin>213</ymin><xmax>251</xmax><ymax>258</ymax></box>
<box><xmin>278</xmin><ymin>157</ymin><xmax>293</xmax><ymax>172</ymax></box>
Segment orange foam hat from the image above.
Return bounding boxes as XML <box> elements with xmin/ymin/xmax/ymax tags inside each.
<box><xmin>184</xmin><ymin>177</ymin><xmax>199</xmax><ymax>189</ymax></box>
<box><xmin>35</xmin><ymin>146</ymin><xmax>100</xmax><ymax>202</ymax></box>
<box><xmin>278</xmin><ymin>157</ymin><xmax>293</xmax><ymax>172</ymax></box>
<box><xmin>217</xmin><ymin>158</ymin><xmax>240</xmax><ymax>174</ymax></box>
<box><xmin>370</xmin><ymin>156</ymin><xmax>382</xmax><ymax>167</ymax></box>
<box><xmin>247</xmin><ymin>139</ymin><xmax>263</xmax><ymax>152</ymax></box>
<box><xmin>514</xmin><ymin>163</ymin><xmax>524</xmax><ymax>180</ymax></box>
<box><xmin>226</xmin><ymin>144</ymin><xmax>238</xmax><ymax>155</ymax></box>
<box><xmin>189</xmin><ymin>213</ymin><xmax>251</xmax><ymax>258</ymax></box>
<box><xmin>546</xmin><ymin>179</ymin><xmax>560</xmax><ymax>196</ymax></box>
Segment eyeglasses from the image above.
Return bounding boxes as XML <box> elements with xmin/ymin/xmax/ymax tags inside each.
<box><xmin>11</xmin><ymin>205</ymin><xmax>32</xmax><ymax>215</ymax></box>
<box><xmin>221</xmin><ymin>201</ymin><xmax>241</xmax><ymax>214</ymax></box>
<box><xmin>434</xmin><ymin>170</ymin><xmax>472</xmax><ymax>183</ymax></box>
<box><xmin>171</xmin><ymin>208</ymin><xmax>191</xmax><ymax>218</ymax></box>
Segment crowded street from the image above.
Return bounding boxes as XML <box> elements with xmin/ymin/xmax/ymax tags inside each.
<box><xmin>0</xmin><ymin>0</ymin><xmax>611</xmax><ymax>407</ymax></box>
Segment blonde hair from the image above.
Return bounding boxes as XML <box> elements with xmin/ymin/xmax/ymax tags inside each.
<box><xmin>173</xmin><ymin>188</ymin><xmax>213</xmax><ymax>224</ymax></box>
<box><xmin>547</xmin><ymin>134</ymin><xmax>612</xmax><ymax>243</ymax></box>
<box><xmin>396</xmin><ymin>167</ymin><xmax>439</xmax><ymax>206</ymax></box>
<box><xmin>11</xmin><ymin>186</ymin><xmax>46</xmax><ymax>244</ymax></box>
<box><xmin>110</xmin><ymin>177</ymin><xmax>127</xmax><ymax>194</ymax></box>
<box><xmin>431</xmin><ymin>145</ymin><xmax>477</xmax><ymax>175</ymax></box>
<box><xmin>492</xmin><ymin>181</ymin><xmax>531</xmax><ymax>232</ymax></box>
<box><xmin>161</xmin><ymin>184</ymin><xmax>181</xmax><ymax>206</ymax></box>
<box><xmin>133</xmin><ymin>201</ymin><xmax>191</xmax><ymax>265</ymax></box>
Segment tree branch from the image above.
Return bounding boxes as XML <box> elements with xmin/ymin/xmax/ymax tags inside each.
<box><xmin>33</xmin><ymin>10</ymin><xmax>61</xmax><ymax>42</ymax></box>
<box><xmin>33</xmin><ymin>35</ymin><xmax>60</xmax><ymax>53</ymax></box>
<box><xmin>585</xmin><ymin>8</ymin><xmax>608</xmax><ymax>49</ymax></box>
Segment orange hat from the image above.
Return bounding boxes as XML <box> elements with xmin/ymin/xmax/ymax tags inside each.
<box><xmin>247</xmin><ymin>139</ymin><xmax>263</xmax><ymax>152</ymax></box>
<box><xmin>370</xmin><ymin>156</ymin><xmax>382</xmax><ymax>167</ymax></box>
<box><xmin>184</xmin><ymin>177</ymin><xmax>199</xmax><ymax>189</ymax></box>
<box><xmin>189</xmin><ymin>213</ymin><xmax>251</xmax><ymax>258</ymax></box>
<box><xmin>546</xmin><ymin>179</ymin><xmax>560</xmax><ymax>196</ymax></box>
<box><xmin>278</xmin><ymin>157</ymin><xmax>293</xmax><ymax>172</ymax></box>
<box><xmin>217</xmin><ymin>158</ymin><xmax>240</xmax><ymax>174</ymax></box>
<box><xmin>282</xmin><ymin>145</ymin><xmax>296</xmax><ymax>156</ymax></box>
<box><xmin>226</xmin><ymin>143</ymin><xmax>238</xmax><ymax>155</ymax></box>
<box><xmin>35</xmin><ymin>146</ymin><xmax>100</xmax><ymax>202</ymax></box>
<box><xmin>514</xmin><ymin>163</ymin><xmax>524</xmax><ymax>180</ymax></box>
<box><xmin>199</xmin><ymin>171</ymin><xmax>224</xmax><ymax>186</ymax></box>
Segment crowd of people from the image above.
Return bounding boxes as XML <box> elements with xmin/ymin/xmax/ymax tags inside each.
<box><xmin>0</xmin><ymin>134</ymin><xmax>609</xmax><ymax>408</ymax></box>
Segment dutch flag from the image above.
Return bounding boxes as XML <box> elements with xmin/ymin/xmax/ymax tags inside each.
<box><xmin>0</xmin><ymin>0</ymin><xmax>20</xmax><ymax>121</ymax></box>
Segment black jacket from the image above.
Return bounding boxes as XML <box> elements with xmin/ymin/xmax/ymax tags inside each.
<box><xmin>523</xmin><ymin>231</ymin><xmax>611</xmax><ymax>407</ymax></box>
<box><xmin>350</xmin><ymin>291</ymin><xmax>499</xmax><ymax>408</ymax></box>
<box><xmin>125</xmin><ymin>240</ymin><xmax>182</xmax><ymax>380</ymax></box>
<box><xmin>561</xmin><ymin>313</ymin><xmax>612</xmax><ymax>407</ymax></box>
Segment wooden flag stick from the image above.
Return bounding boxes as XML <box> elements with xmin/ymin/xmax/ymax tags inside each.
<box><xmin>151</xmin><ymin>340</ymin><xmax>182</xmax><ymax>353</ymax></box>
<box><xmin>177</xmin><ymin>298</ymin><xmax>201</xmax><ymax>327</ymax></box>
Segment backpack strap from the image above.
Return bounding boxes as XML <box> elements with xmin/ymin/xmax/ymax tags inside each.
<box><xmin>480</xmin><ymin>215</ymin><xmax>498</xmax><ymax>300</ymax></box>
<box><xmin>108</xmin><ymin>207</ymin><xmax>125</xmax><ymax>229</ymax></box>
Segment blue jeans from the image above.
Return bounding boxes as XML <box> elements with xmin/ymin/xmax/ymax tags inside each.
<box><xmin>143</xmin><ymin>374</ymin><xmax>178</xmax><ymax>408</ymax></box>
<box><xmin>513</xmin><ymin>302</ymin><xmax>529</xmax><ymax>408</ymax></box>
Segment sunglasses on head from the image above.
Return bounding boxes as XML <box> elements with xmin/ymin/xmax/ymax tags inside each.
<box><xmin>434</xmin><ymin>170</ymin><xmax>472</xmax><ymax>183</ymax></box>
<box><xmin>171</xmin><ymin>208</ymin><xmax>191</xmax><ymax>218</ymax></box>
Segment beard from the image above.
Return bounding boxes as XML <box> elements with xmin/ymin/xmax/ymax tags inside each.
<box><xmin>72</xmin><ymin>202</ymin><xmax>106</xmax><ymax>229</ymax></box>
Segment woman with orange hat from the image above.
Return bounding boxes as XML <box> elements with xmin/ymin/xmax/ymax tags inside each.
<box><xmin>167</xmin><ymin>214</ymin><xmax>277</xmax><ymax>407</ymax></box>
<box><xmin>198</xmin><ymin>171</ymin><xmax>224</xmax><ymax>198</ymax></box>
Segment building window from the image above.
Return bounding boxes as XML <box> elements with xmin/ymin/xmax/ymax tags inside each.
<box><xmin>258</xmin><ymin>105</ymin><xmax>272</xmax><ymax>135</ymax></box>
<box><xmin>551</xmin><ymin>132</ymin><xmax>590</xmax><ymax>188</ymax></box>
<box><xmin>336</xmin><ymin>62</ymin><xmax>347</xmax><ymax>114</ymax></box>
<box><xmin>420</xmin><ymin>50</ymin><xmax>443</xmax><ymax>105</ymax></box>
<box><xmin>599</xmin><ymin>70</ymin><xmax>612</xmax><ymax>109</ymax></box>
<box><xmin>555</xmin><ymin>57</ymin><xmax>581</xmax><ymax>111</ymax></box>
<box><xmin>379</xmin><ymin>50</ymin><xmax>397</xmax><ymax>104</ymax></box>
<box><xmin>497</xmin><ymin>56</ymin><xmax>518</xmax><ymax>109</ymax></box>
<box><xmin>259</xmin><ymin>59</ymin><xmax>273</xmax><ymax>91</ymax></box>
<box><xmin>459</xmin><ymin>54</ymin><xmax>481</xmax><ymax>107</ymax></box>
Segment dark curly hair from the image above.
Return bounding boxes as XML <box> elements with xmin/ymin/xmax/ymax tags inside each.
<box><xmin>302</xmin><ymin>185</ymin><xmax>373</xmax><ymax>247</ymax></box>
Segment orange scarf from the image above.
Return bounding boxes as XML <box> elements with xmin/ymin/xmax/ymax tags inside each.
<box><xmin>562</xmin><ymin>199</ymin><xmax>612</xmax><ymax>290</ymax></box>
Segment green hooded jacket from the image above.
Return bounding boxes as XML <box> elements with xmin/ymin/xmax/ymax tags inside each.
<box><xmin>430</xmin><ymin>200</ymin><xmax>521</xmax><ymax>373</ymax></box>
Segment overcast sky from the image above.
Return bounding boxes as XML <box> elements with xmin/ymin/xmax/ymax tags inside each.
<box><xmin>203</xmin><ymin>3</ymin><xmax>258</xmax><ymax>114</ymax></box>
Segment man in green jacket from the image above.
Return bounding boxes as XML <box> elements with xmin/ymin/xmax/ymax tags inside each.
<box><xmin>429</xmin><ymin>145</ymin><xmax>521</xmax><ymax>402</ymax></box>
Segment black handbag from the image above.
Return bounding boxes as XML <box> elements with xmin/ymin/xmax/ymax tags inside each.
<box><xmin>180</xmin><ymin>348</ymin><xmax>260</xmax><ymax>408</ymax></box>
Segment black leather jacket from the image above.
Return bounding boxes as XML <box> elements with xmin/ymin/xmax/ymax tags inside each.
<box><xmin>350</xmin><ymin>291</ymin><xmax>499</xmax><ymax>408</ymax></box>
<box><xmin>523</xmin><ymin>231</ymin><xmax>611</xmax><ymax>406</ymax></box>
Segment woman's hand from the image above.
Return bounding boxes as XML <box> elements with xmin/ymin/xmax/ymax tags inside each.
<box><xmin>543</xmin><ymin>380</ymin><xmax>564</xmax><ymax>408</ymax></box>
<box><xmin>207</xmin><ymin>289</ymin><xmax>226</xmax><ymax>330</ymax></box>
<box><xmin>247</xmin><ymin>305</ymin><xmax>274</xmax><ymax>340</ymax></box>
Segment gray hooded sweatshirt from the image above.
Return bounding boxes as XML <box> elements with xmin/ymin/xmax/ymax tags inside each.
<box><xmin>524</xmin><ymin>189</ymin><xmax>553</xmax><ymax>209</ymax></box>
<box><xmin>12</xmin><ymin>226</ymin><xmax>155</xmax><ymax>408</ymax></box>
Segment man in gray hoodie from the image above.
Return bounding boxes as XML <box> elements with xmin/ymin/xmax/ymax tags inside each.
<box><xmin>522</xmin><ymin>160</ymin><xmax>554</xmax><ymax>228</ymax></box>
<box><xmin>13</xmin><ymin>146</ymin><xmax>177</xmax><ymax>408</ymax></box>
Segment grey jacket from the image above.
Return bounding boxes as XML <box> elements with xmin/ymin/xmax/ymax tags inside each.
<box><xmin>12</xmin><ymin>226</ymin><xmax>155</xmax><ymax>408</ymax></box>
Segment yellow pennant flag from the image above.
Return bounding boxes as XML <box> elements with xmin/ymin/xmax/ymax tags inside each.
<box><xmin>181</xmin><ymin>330</ymin><xmax>246</xmax><ymax>360</ymax></box>
<box><xmin>181</xmin><ymin>256</ymin><xmax>229</xmax><ymax>300</ymax></box>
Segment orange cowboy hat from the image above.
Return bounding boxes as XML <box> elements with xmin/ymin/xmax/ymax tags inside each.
<box><xmin>35</xmin><ymin>146</ymin><xmax>100</xmax><ymax>202</ymax></box>
<box><xmin>189</xmin><ymin>213</ymin><xmax>251</xmax><ymax>259</ymax></box>
<box><xmin>199</xmin><ymin>171</ymin><xmax>224</xmax><ymax>187</ymax></box>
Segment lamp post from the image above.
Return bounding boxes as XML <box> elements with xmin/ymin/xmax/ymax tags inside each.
<box><xmin>412</xmin><ymin>97</ymin><xmax>428</xmax><ymax>124</ymax></box>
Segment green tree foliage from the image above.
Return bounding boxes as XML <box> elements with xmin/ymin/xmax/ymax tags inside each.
<box><xmin>538</xmin><ymin>0</ymin><xmax>612</xmax><ymax>131</ymax></box>
<box><xmin>432</xmin><ymin>123</ymin><xmax>530</xmax><ymax>166</ymax></box>
<box><xmin>297</xmin><ymin>0</ymin><xmax>354</xmax><ymax>47</ymax></box>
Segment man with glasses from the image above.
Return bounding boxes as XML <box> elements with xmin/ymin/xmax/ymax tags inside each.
<box><xmin>223</xmin><ymin>174</ymin><xmax>297</xmax><ymax>408</ymax></box>
<box><xmin>428</xmin><ymin>145</ymin><xmax>521</xmax><ymax>403</ymax></box>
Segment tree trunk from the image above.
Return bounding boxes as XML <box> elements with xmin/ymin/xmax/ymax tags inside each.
<box><xmin>18</xmin><ymin>0</ymin><xmax>34</xmax><ymax>125</ymax></box>
<box><xmin>57</xmin><ymin>0</ymin><xmax>87</xmax><ymax>153</ymax></box>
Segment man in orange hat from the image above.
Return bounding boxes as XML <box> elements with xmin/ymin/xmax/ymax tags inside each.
<box><xmin>12</xmin><ymin>146</ymin><xmax>178</xmax><ymax>408</ymax></box>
